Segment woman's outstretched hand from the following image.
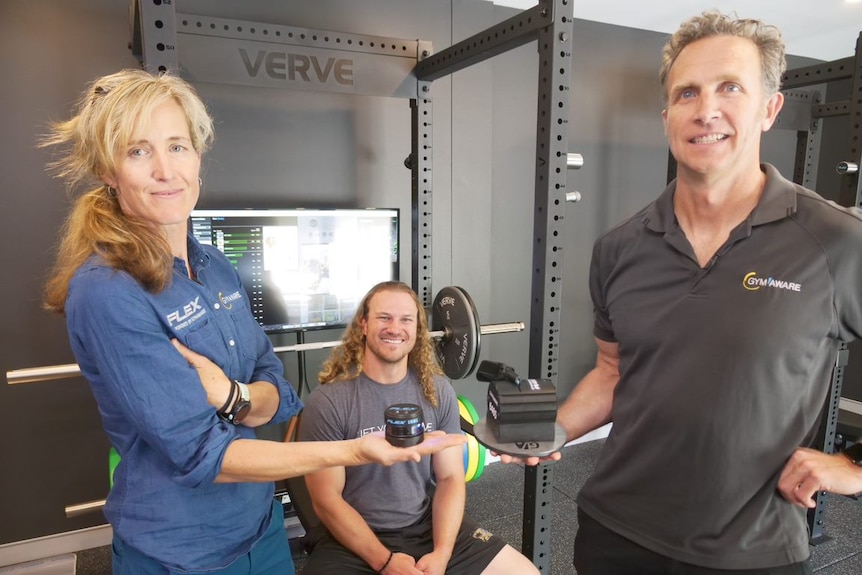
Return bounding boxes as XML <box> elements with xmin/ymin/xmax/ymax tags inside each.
<box><xmin>355</xmin><ymin>431</ymin><xmax>466</xmax><ymax>466</ymax></box>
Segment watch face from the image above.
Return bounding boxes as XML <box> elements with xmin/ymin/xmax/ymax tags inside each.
<box><xmin>231</xmin><ymin>400</ymin><xmax>251</xmax><ymax>425</ymax></box>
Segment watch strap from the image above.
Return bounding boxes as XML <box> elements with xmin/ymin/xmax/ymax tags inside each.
<box><xmin>224</xmin><ymin>380</ymin><xmax>252</xmax><ymax>425</ymax></box>
<box><xmin>217</xmin><ymin>380</ymin><xmax>237</xmax><ymax>416</ymax></box>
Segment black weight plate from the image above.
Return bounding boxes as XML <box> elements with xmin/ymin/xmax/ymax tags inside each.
<box><xmin>432</xmin><ymin>286</ymin><xmax>481</xmax><ymax>379</ymax></box>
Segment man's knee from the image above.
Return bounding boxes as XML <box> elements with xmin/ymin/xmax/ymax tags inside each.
<box><xmin>480</xmin><ymin>544</ymin><xmax>540</xmax><ymax>575</ymax></box>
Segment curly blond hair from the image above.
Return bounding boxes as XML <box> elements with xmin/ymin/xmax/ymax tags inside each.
<box><xmin>318</xmin><ymin>281</ymin><xmax>443</xmax><ymax>406</ymax></box>
<box><xmin>41</xmin><ymin>69</ymin><xmax>214</xmax><ymax>313</ymax></box>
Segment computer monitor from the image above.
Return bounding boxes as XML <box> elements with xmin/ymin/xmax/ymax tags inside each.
<box><xmin>190</xmin><ymin>208</ymin><xmax>399</xmax><ymax>334</ymax></box>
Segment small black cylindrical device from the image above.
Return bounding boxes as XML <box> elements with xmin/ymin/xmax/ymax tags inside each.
<box><xmin>384</xmin><ymin>403</ymin><xmax>425</xmax><ymax>447</ymax></box>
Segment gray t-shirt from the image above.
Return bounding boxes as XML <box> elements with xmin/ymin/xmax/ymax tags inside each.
<box><xmin>578</xmin><ymin>164</ymin><xmax>862</xmax><ymax>569</ymax></box>
<box><xmin>298</xmin><ymin>370</ymin><xmax>460</xmax><ymax>530</ymax></box>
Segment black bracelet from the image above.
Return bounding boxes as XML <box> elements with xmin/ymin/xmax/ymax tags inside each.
<box><xmin>218</xmin><ymin>380</ymin><xmax>237</xmax><ymax>415</ymax></box>
<box><xmin>377</xmin><ymin>550</ymin><xmax>393</xmax><ymax>574</ymax></box>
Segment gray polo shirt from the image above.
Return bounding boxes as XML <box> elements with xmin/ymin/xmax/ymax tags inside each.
<box><xmin>577</xmin><ymin>163</ymin><xmax>862</xmax><ymax>569</ymax></box>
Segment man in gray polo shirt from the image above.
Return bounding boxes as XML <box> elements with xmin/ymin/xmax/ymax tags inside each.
<box><xmin>520</xmin><ymin>10</ymin><xmax>862</xmax><ymax>575</ymax></box>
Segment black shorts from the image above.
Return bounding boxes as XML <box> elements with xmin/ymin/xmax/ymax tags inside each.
<box><xmin>301</xmin><ymin>510</ymin><xmax>506</xmax><ymax>575</ymax></box>
<box><xmin>574</xmin><ymin>508</ymin><xmax>813</xmax><ymax>575</ymax></box>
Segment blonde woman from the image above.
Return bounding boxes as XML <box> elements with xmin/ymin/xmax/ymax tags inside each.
<box><xmin>41</xmin><ymin>70</ymin><xmax>462</xmax><ymax>575</ymax></box>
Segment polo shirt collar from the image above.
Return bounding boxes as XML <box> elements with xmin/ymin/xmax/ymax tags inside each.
<box><xmin>644</xmin><ymin>163</ymin><xmax>798</xmax><ymax>233</ymax></box>
<box><xmin>750</xmin><ymin>163</ymin><xmax>798</xmax><ymax>225</ymax></box>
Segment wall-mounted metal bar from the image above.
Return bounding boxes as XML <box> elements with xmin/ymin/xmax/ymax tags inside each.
<box><xmin>414</xmin><ymin>3</ymin><xmax>553</xmax><ymax>82</ymax></box>
<box><xmin>782</xmin><ymin>56</ymin><xmax>854</xmax><ymax>90</ymax></box>
<box><xmin>171</xmin><ymin>13</ymin><xmax>420</xmax><ymax>98</ymax></box>
<box><xmin>813</xmin><ymin>100</ymin><xmax>851</xmax><ymax>119</ymax></box>
<box><xmin>132</xmin><ymin>2</ymin><xmax>424</xmax><ymax>99</ymax></box>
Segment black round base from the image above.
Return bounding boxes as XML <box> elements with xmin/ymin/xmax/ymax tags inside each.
<box><xmin>471</xmin><ymin>418</ymin><xmax>567</xmax><ymax>458</ymax></box>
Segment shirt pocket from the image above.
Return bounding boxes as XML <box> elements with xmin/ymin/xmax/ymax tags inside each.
<box><xmin>178</xmin><ymin>316</ymin><xmax>228</xmax><ymax>362</ymax></box>
<box><xmin>225</xmin><ymin>296</ymin><xmax>266</xmax><ymax>362</ymax></box>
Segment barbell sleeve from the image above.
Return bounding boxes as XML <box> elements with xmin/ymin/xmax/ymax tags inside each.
<box><xmin>65</xmin><ymin>499</ymin><xmax>106</xmax><ymax>518</ymax></box>
<box><xmin>474</xmin><ymin>321</ymin><xmax>525</xmax><ymax>336</ymax></box>
<box><xmin>255</xmin><ymin>322</ymin><xmax>524</xmax><ymax>354</ymax></box>
<box><xmin>6</xmin><ymin>363</ymin><xmax>81</xmax><ymax>385</ymax></box>
<box><xmin>272</xmin><ymin>340</ymin><xmax>342</xmax><ymax>354</ymax></box>
<box><xmin>6</xmin><ymin>322</ymin><xmax>524</xmax><ymax>385</ymax></box>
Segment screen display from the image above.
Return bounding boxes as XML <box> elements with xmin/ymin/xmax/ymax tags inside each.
<box><xmin>190</xmin><ymin>208</ymin><xmax>399</xmax><ymax>333</ymax></box>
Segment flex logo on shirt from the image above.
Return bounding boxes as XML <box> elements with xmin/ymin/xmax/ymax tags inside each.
<box><xmin>742</xmin><ymin>271</ymin><xmax>802</xmax><ymax>292</ymax></box>
<box><xmin>166</xmin><ymin>296</ymin><xmax>207</xmax><ymax>329</ymax></box>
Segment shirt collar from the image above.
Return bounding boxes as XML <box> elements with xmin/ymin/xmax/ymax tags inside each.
<box><xmin>644</xmin><ymin>163</ymin><xmax>798</xmax><ymax>233</ymax></box>
<box><xmin>172</xmin><ymin>233</ymin><xmax>211</xmax><ymax>276</ymax></box>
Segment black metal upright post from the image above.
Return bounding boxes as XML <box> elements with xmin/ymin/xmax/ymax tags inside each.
<box><xmin>415</xmin><ymin>2</ymin><xmax>575</xmax><ymax>569</ymax></box>
<box><xmin>411</xmin><ymin>85</ymin><xmax>434</xmax><ymax>307</ymax></box>
<box><xmin>130</xmin><ymin>0</ymin><xmax>179</xmax><ymax>73</ymax></box>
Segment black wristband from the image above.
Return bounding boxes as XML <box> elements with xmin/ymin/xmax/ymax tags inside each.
<box><xmin>377</xmin><ymin>550</ymin><xmax>393</xmax><ymax>574</ymax></box>
<box><xmin>218</xmin><ymin>380</ymin><xmax>237</xmax><ymax>415</ymax></box>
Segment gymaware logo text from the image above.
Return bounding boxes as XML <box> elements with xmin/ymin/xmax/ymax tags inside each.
<box><xmin>742</xmin><ymin>271</ymin><xmax>802</xmax><ymax>292</ymax></box>
<box><xmin>219</xmin><ymin>290</ymin><xmax>243</xmax><ymax>310</ymax></box>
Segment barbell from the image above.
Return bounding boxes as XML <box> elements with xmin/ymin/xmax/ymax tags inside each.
<box><xmin>6</xmin><ymin>285</ymin><xmax>523</xmax><ymax>384</ymax></box>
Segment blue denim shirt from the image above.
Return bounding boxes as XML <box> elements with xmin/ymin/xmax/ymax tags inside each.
<box><xmin>65</xmin><ymin>234</ymin><xmax>302</xmax><ymax>572</ymax></box>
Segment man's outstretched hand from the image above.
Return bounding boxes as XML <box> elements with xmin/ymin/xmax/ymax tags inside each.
<box><xmin>497</xmin><ymin>451</ymin><xmax>562</xmax><ymax>466</ymax></box>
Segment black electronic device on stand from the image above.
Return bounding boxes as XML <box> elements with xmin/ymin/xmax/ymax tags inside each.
<box><xmin>471</xmin><ymin>360</ymin><xmax>566</xmax><ymax>458</ymax></box>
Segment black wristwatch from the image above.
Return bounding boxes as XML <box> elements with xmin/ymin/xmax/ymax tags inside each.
<box><xmin>221</xmin><ymin>380</ymin><xmax>251</xmax><ymax>425</ymax></box>
<box><xmin>842</xmin><ymin>442</ymin><xmax>862</xmax><ymax>466</ymax></box>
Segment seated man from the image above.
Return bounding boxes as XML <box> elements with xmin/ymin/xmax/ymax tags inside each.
<box><xmin>298</xmin><ymin>281</ymin><xmax>539</xmax><ymax>575</ymax></box>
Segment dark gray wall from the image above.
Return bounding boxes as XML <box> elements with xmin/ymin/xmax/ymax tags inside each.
<box><xmin>1</xmin><ymin>0</ymin><xmax>851</xmax><ymax>553</ymax></box>
<box><xmin>1</xmin><ymin>0</ymin><xmax>142</xmax><ymax>546</ymax></box>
